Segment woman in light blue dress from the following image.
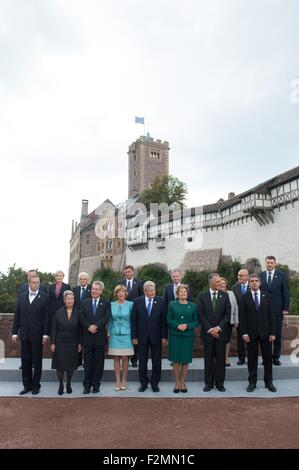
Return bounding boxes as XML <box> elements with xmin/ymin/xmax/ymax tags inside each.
<box><xmin>108</xmin><ymin>285</ymin><xmax>134</xmax><ymax>391</ymax></box>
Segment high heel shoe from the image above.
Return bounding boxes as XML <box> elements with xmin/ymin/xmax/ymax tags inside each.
<box><xmin>58</xmin><ymin>382</ymin><xmax>64</xmax><ymax>395</ymax></box>
<box><xmin>66</xmin><ymin>383</ymin><xmax>72</xmax><ymax>394</ymax></box>
<box><xmin>181</xmin><ymin>384</ymin><xmax>188</xmax><ymax>393</ymax></box>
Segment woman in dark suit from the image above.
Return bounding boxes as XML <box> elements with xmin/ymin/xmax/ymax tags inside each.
<box><xmin>51</xmin><ymin>290</ymin><xmax>81</xmax><ymax>395</ymax></box>
<box><xmin>48</xmin><ymin>270</ymin><xmax>71</xmax><ymax>324</ymax></box>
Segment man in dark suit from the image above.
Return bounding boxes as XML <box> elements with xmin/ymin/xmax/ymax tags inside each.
<box><xmin>19</xmin><ymin>269</ymin><xmax>48</xmax><ymax>295</ymax></box>
<box><xmin>131</xmin><ymin>281</ymin><xmax>167</xmax><ymax>392</ymax></box>
<box><xmin>79</xmin><ymin>281</ymin><xmax>110</xmax><ymax>394</ymax></box>
<box><xmin>73</xmin><ymin>271</ymin><xmax>92</xmax><ymax>310</ymax></box>
<box><xmin>232</xmin><ymin>269</ymin><xmax>250</xmax><ymax>365</ymax></box>
<box><xmin>119</xmin><ymin>265</ymin><xmax>144</xmax><ymax>367</ymax></box>
<box><xmin>198</xmin><ymin>273</ymin><xmax>231</xmax><ymax>392</ymax></box>
<box><xmin>163</xmin><ymin>269</ymin><xmax>192</xmax><ymax>310</ymax></box>
<box><xmin>239</xmin><ymin>273</ymin><xmax>277</xmax><ymax>392</ymax></box>
<box><xmin>12</xmin><ymin>276</ymin><xmax>50</xmax><ymax>395</ymax></box>
<box><xmin>260</xmin><ymin>256</ymin><xmax>289</xmax><ymax>366</ymax></box>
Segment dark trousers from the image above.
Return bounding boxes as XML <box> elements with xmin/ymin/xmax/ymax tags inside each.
<box><xmin>236</xmin><ymin>325</ymin><xmax>246</xmax><ymax>360</ymax></box>
<box><xmin>203</xmin><ymin>338</ymin><xmax>226</xmax><ymax>387</ymax></box>
<box><xmin>273</xmin><ymin>313</ymin><xmax>283</xmax><ymax>360</ymax></box>
<box><xmin>138</xmin><ymin>339</ymin><xmax>162</xmax><ymax>387</ymax></box>
<box><xmin>21</xmin><ymin>339</ymin><xmax>43</xmax><ymax>389</ymax></box>
<box><xmin>83</xmin><ymin>344</ymin><xmax>105</xmax><ymax>389</ymax></box>
<box><xmin>131</xmin><ymin>344</ymin><xmax>138</xmax><ymax>364</ymax></box>
<box><xmin>247</xmin><ymin>337</ymin><xmax>273</xmax><ymax>386</ymax></box>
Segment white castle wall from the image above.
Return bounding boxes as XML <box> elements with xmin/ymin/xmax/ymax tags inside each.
<box><xmin>127</xmin><ymin>202</ymin><xmax>299</xmax><ymax>272</ymax></box>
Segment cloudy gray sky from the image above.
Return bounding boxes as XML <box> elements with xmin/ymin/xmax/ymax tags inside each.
<box><xmin>0</xmin><ymin>0</ymin><xmax>298</xmax><ymax>280</ymax></box>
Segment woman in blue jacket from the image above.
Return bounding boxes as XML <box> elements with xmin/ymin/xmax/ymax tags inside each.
<box><xmin>108</xmin><ymin>285</ymin><xmax>134</xmax><ymax>390</ymax></box>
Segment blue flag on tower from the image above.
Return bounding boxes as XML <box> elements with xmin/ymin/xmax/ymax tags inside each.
<box><xmin>135</xmin><ymin>116</ymin><xmax>145</xmax><ymax>124</ymax></box>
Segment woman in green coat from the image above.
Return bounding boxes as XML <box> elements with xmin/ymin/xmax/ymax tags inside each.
<box><xmin>167</xmin><ymin>284</ymin><xmax>199</xmax><ymax>393</ymax></box>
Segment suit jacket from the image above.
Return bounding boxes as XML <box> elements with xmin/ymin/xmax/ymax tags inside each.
<box><xmin>73</xmin><ymin>284</ymin><xmax>92</xmax><ymax>310</ymax></box>
<box><xmin>232</xmin><ymin>282</ymin><xmax>251</xmax><ymax>306</ymax></box>
<box><xmin>131</xmin><ymin>295</ymin><xmax>167</xmax><ymax>345</ymax></box>
<box><xmin>12</xmin><ymin>291</ymin><xmax>50</xmax><ymax>340</ymax></box>
<box><xmin>79</xmin><ymin>297</ymin><xmax>110</xmax><ymax>346</ymax></box>
<box><xmin>118</xmin><ymin>277</ymin><xmax>144</xmax><ymax>301</ymax></box>
<box><xmin>260</xmin><ymin>270</ymin><xmax>289</xmax><ymax>315</ymax></box>
<box><xmin>48</xmin><ymin>282</ymin><xmax>71</xmax><ymax>316</ymax></box>
<box><xmin>198</xmin><ymin>290</ymin><xmax>231</xmax><ymax>342</ymax></box>
<box><xmin>239</xmin><ymin>290</ymin><xmax>276</xmax><ymax>340</ymax></box>
<box><xmin>163</xmin><ymin>283</ymin><xmax>192</xmax><ymax>310</ymax></box>
<box><xmin>19</xmin><ymin>283</ymin><xmax>48</xmax><ymax>295</ymax></box>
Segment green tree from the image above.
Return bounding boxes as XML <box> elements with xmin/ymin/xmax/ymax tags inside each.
<box><xmin>183</xmin><ymin>270</ymin><xmax>209</xmax><ymax>302</ymax></box>
<box><xmin>0</xmin><ymin>265</ymin><xmax>55</xmax><ymax>312</ymax></box>
<box><xmin>137</xmin><ymin>263</ymin><xmax>171</xmax><ymax>296</ymax></box>
<box><xmin>140</xmin><ymin>175</ymin><xmax>188</xmax><ymax>207</ymax></box>
<box><xmin>218</xmin><ymin>260</ymin><xmax>242</xmax><ymax>289</ymax></box>
<box><xmin>92</xmin><ymin>267</ymin><xmax>122</xmax><ymax>300</ymax></box>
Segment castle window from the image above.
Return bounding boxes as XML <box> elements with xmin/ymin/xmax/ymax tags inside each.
<box><xmin>133</xmin><ymin>168</ymin><xmax>137</xmax><ymax>177</ymax></box>
<box><xmin>150</xmin><ymin>150</ymin><xmax>160</xmax><ymax>159</ymax></box>
<box><xmin>133</xmin><ymin>153</ymin><xmax>136</xmax><ymax>161</ymax></box>
<box><xmin>97</xmin><ymin>241</ymin><xmax>101</xmax><ymax>253</ymax></box>
<box><xmin>86</xmin><ymin>234</ymin><xmax>90</xmax><ymax>245</ymax></box>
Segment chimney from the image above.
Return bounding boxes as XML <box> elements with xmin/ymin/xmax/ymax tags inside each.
<box><xmin>228</xmin><ymin>192</ymin><xmax>235</xmax><ymax>200</ymax></box>
<box><xmin>80</xmin><ymin>199</ymin><xmax>89</xmax><ymax>225</ymax></box>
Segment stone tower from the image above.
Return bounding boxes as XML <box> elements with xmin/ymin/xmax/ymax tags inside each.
<box><xmin>128</xmin><ymin>133</ymin><xmax>170</xmax><ymax>198</ymax></box>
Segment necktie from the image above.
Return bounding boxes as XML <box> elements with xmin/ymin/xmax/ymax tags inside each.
<box><xmin>147</xmin><ymin>299</ymin><xmax>152</xmax><ymax>317</ymax></box>
<box><xmin>127</xmin><ymin>280</ymin><xmax>132</xmax><ymax>295</ymax></box>
<box><xmin>55</xmin><ymin>283</ymin><xmax>61</xmax><ymax>298</ymax></box>
<box><xmin>267</xmin><ymin>272</ymin><xmax>272</xmax><ymax>286</ymax></box>
<box><xmin>93</xmin><ymin>299</ymin><xmax>97</xmax><ymax>317</ymax></box>
<box><xmin>29</xmin><ymin>292</ymin><xmax>36</xmax><ymax>304</ymax></box>
<box><xmin>80</xmin><ymin>287</ymin><xmax>85</xmax><ymax>301</ymax></box>
<box><xmin>212</xmin><ymin>292</ymin><xmax>217</xmax><ymax>311</ymax></box>
<box><xmin>241</xmin><ymin>284</ymin><xmax>246</xmax><ymax>295</ymax></box>
<box><xmin>254</xmin><ymin>292</ymin><xmax>259</xmax><ymax>311</ymax></box>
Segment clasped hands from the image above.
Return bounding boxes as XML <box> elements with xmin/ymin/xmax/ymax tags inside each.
<box><xmin>177</xmin><ymin>323</ymin><xmax>188</xmax><ymax>331</ymax></box>
<box><xmin>88</xmin><ymin>324</ymin><xmax>98</xmax><ymax>334</ymax></box>
<box><xmin>209</xmin><ymin>327</ymin><xmax>221</xmax><ymax>338</ymax></box>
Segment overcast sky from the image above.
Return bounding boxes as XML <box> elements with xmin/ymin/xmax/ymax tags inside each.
<box><xmin>1</xmin><ymin>0</ymin><xmax>299</xmax><ymax>280</ymax></box>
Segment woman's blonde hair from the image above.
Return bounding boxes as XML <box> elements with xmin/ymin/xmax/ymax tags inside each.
<box><xmin>114</xmin><ymin>284</ymin><xmax>128</xmax><ymax>299</ymax></box>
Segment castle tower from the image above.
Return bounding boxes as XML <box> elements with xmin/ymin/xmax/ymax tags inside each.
<box><xmin>128</xmin><ymin>134</ymin><xmax>170</xmax><ymax>198</ymax></box>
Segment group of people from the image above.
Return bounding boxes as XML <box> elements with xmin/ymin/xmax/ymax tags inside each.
<box><xmin>12</xmin><ymin>256</ymin><xmax>289</xmax><ymax>395</ymax></box>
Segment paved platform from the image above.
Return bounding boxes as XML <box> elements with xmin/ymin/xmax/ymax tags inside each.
<box><xmin>0</xmin><ymin>355</ymin><xmax>298</xmax><ymax>398</ymax></box>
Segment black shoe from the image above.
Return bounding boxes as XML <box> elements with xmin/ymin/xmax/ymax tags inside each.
<box><xmin>32</xmin><ymin>388</ymin><xmax>40</xmax><ymax>395</ymax></box>
<box><xmin>247</xmin><ymin>384</ymin><xmax>256</xmax><ymax>392</ymax></box>
<box><xmin>92</xmin><ymin>387</ymin><xmax>100</xmax><ymax>393</ymax></box>
<box><xmin>203</xmin><ymin>385</ymin><xmax>213</xmax><ymax>392</ymax></box>
<box><xmin>138</xmin><ymin>385</ymin><xmax>148</xmax><ymax>392</ymax></box>
<box><xmin>225</xmin><ymin>363</ymin><xmax>231</xmax><ymax>367</ymax></box>
<box><xmin>83</xmin><ymin>387</ymin><xmax>91</xmax><ymax>394</ymax></box>
<box><xmin>266</xmin><ymin>383</ymin><xmax>277</xmax><ymax>392</ymax></box>
<box><xmin>216</xmin><ymin>385</ymin><xmax>226</xmax><ymax>392</ymax></box>
<box><xmin>181</xmin><ymin>387</ymin><xmax>188</xmax><ymax>393</ymax></box>
<box><xmin>66</xmin><ymin>383</ymin><xmax>72</xmax><ymax>394</ymax></box>
<box><xmin>173</xmin><ymin>388</ymin><xmax>180</xmax><ymax>393</ymax></box>
<box><xmin>131</xmin><ymin>361</ymin><xmax>138</xmax><ymax>368</ymax></box>
<box><xmin>19</xmin><ymin>365</ymin><xmax>22</xmax><ymax>370</ymax></box>
<box><xmin>58</xmin><ymin>383</ymin><xmax>64</xmax><ymax>395</ymax></box>
<box><xmin>152</xmin><ymin>386</ymin><xmax>160</xmax><ymax>393</ymax></box>
<box><xmin>237</xmin><ymin>359</ymin><xmax>245</xmax><ymax>365</ymax></box>
<box><xmin>273</xmin><ymin>359</ymin><xmax>281</xmax><ymax>366</ymax></box>
<box><xmin>19</xmin><ymin>388</ymin><xmax>32</xmax><ymax>395</ymax></box>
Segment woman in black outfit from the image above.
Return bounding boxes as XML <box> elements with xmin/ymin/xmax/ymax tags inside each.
<box><xmin>51</xmin><ymin>290</ymin><xmax>81</xmax><ymax>395</ymax></box>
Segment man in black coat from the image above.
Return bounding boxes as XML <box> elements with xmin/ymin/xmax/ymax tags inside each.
<box><xmin>118</xmin><ymin>265</ymin><xmax>144</xmax><ymax>367</ymax></box>
<box><xmin>232</xmin><ymin>269</ymin><xmax>250</xmax><ymax>365</ymax></box>
<box><xmin>73</xmin><ymin>271</ymin><xmax>92</xmax><ymax>310</ymax></box>
<box><xmin>79</xmin><ymin>281</ymin><xmax>110</xmax><ymax>394</ymax></box>
<box><xmin>198</xmin><ymin>273</ymin><xmax>231</xmax><ymax>392</ymax></box>
<box><xmin>163</xmin><ymin>269</ymin><xmax>192</xmax><ymax>310</ymax></box>
<box><xmin>12</xmin><ymin>276</ymin><xmax>50</xmax><ymax>395</ymax></box>
<box><xmin>260</xmin><ymin>255</ymin><xmax>289</xmax><ymax>365</ymax></box>
<box><xmin>131</xmin><ymin>281</ymin><xmax>167</xmax><ymax>392</ymax></box>
<box><xmin>239</xmin><ymin>273</ymin><xmax>277</xmax><ymax>392</ymax></box>
<box><xmin>19</xmin><ymin>269</ymin><xmax>48</xmax><ymax>295</ymax></box>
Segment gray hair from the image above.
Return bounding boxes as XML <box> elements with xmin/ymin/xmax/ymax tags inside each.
<box><xmin>143</xmin><ymin>280</ymin><xmax>156</xmax><ymax>292</ymax></box>
<box><xmin>249</xmin><ymin>273</ymin><xmax>261</xmax><ymax>281</ymax></box>
<box><xmin>93</xmin><ymin>280</ymin><xmax>105</xmax><ymax>290</ymax></box>
<box><xmin>63</xmin><ymin>290</ymin><xmax>74</xmax><ymax>300</ymax></box>
<box><xmin>54</xmin><ymin>270</ymin><xmax>65</xmax><ymax>277</ymax></box>
<box><xmin>78</xmin><ymin>271</ymin><xmax>89</xmax><ymax>280</ymax></box>
<box><xmin>171</xmin><ymin>269</ymin><xmax>182</xmax><ymax>275</ymax></box>
<box><xmin>208</xmin><ymin>272</ymin><xmax>220</xmax><ymax>285</ymax></box>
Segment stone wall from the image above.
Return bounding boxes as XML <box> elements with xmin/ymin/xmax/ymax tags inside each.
<box><xmin>1</xmin><ymin>313</ymin><xmax>299</xmax><ymax>359</ymax></box>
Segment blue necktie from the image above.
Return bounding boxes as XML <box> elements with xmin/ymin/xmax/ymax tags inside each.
<box><xmin>267</xmin><ymin>272</ymin><xmax>272</xmax><ymax>286</ymax></box>
<box><xmin>147</xmin><ymin>299</ymin><xmax>152</xmax><ymax>317</ymax></box>
<box><xmin>93</xmin><ymin>299</ymin><xmax>97</xmax><ymax>317</ymax></box>
<box><xmin>254</xmin><ymin>292</ymin><xmax>259</xmax><ymax>311</ymax></box>
<box><xmin>241</xmin><ymin>284</ymin><xmax>246</xmax><ymax>295</ymax></box>
<box><xmin>127</xmin><ymin>280</ymin><xmax>132</xmax><ymax>295</ymax></box>
<box><xmin>80</xmin><ymin>288</ymin><xmax>85</xmax><ymax>301</ymax></box>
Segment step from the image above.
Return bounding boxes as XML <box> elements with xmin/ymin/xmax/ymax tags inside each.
<box><xmin>0</xmin><ymin>356</ymin><xmax>298</xmax><ymax>382</ymax></box>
